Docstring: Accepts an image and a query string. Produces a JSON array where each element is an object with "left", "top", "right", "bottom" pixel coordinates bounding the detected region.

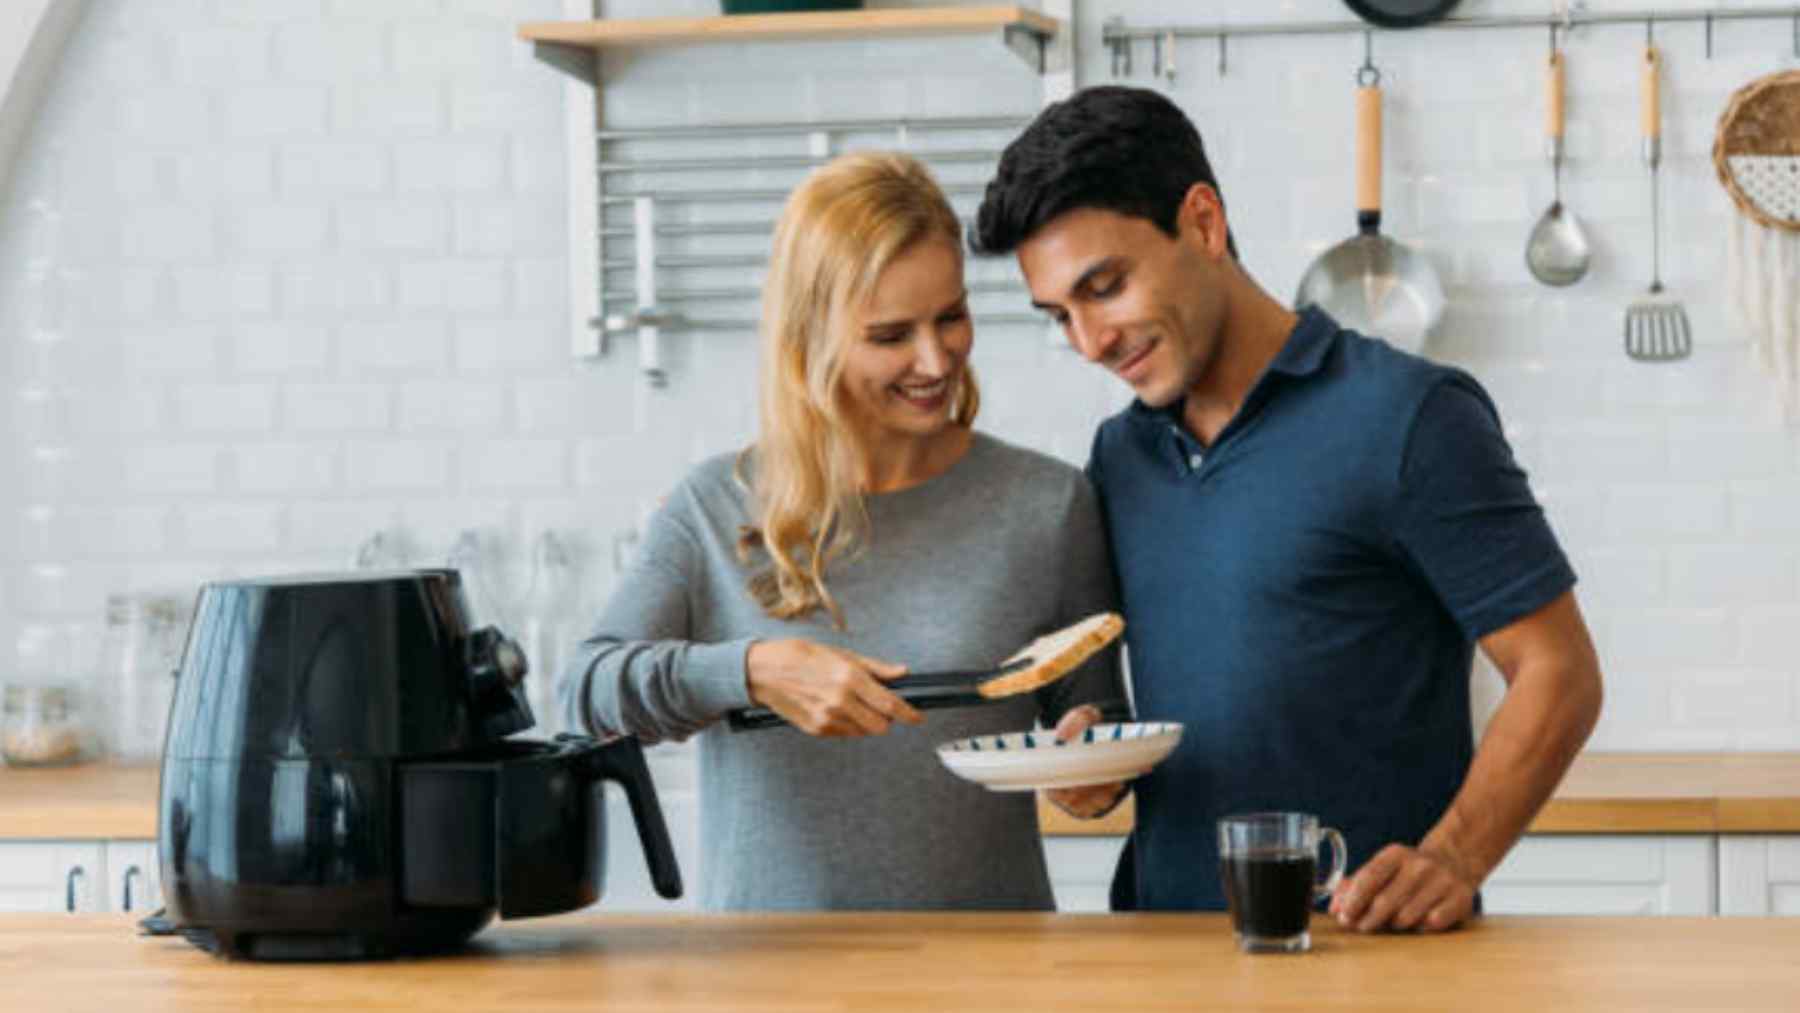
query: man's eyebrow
[{"left": 1030, "top": 257, "right": 1125, "bottom": 312}]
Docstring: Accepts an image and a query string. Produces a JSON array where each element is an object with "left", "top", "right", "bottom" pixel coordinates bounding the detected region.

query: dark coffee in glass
[{"left": 1216, "top": 813, "right": 1346, "bottom": 953}]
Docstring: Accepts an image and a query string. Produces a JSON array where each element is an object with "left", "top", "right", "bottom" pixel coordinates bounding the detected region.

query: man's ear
[{"left": 1178, "top": 183, "right": 1230, "bottom": 259}]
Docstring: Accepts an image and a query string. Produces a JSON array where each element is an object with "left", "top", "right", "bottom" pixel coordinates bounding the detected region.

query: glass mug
[{"left": 1217, "top": 812, "right": 1347, "bottom": 953}]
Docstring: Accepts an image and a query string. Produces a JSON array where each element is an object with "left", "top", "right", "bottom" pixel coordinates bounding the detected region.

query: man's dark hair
[{"left": 972, "top": 85, "right": 1237, "bottom": 260}]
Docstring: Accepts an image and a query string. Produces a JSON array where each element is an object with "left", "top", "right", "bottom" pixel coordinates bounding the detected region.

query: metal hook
[
  {"left": 1218, "top": 33, "right": 1228, "bottom": 77},
  {"left": 1152, "top": 32, "right": 1163, "bottom": 80},
  {"left": 1357, "top": 29, "right": 1380, "bottom": 87},
  {"left": 1164, "top": 29, "right": 1177, "bottom": 84},
  {"left": 1703, "top": 13, "right": 1712, "bottom": 60},
  {"left": 1793, "top": 10, "right": 1798, "bottom": 59},
  {"left": 1645, "top": 17, "right": 1654, "bottom": 45}
]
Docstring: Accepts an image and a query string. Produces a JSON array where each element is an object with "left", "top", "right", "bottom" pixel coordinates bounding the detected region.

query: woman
[{"left": 561, "top": 151, "right": 1125, "bottom": 910}]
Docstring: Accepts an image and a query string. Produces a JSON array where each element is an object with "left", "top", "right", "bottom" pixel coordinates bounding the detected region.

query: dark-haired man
[{"left": 974, "top": 86, "right": 1602, "bottom": 932}]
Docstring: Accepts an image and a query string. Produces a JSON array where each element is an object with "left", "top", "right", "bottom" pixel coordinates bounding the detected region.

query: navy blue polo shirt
[{"left": 1089, "top": 308, "right": 1576, "bottom": 912}]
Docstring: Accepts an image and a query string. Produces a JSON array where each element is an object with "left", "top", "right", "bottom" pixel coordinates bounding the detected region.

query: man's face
[{"left": 1015, "top": 196, "right": 1229, "bottom": 408}]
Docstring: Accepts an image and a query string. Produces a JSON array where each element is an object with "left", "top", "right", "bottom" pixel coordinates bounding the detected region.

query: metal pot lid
[{"left": 1342, "top": 0, "right": 1461, "bottom": 29}]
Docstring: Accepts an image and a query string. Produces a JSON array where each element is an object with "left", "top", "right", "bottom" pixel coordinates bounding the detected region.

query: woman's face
[{"left": 839, "top": 236, "right": 972, "bottom": 442}]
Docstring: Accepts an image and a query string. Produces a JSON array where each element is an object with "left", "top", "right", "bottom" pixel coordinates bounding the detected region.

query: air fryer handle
[{"left": 590, "top": 736, "right": 683, "bottom": 900}]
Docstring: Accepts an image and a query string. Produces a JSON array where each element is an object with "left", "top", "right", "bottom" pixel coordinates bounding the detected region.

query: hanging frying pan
[
  {"left": 1342, "top": 0, "right": 1461, "bottom": 29},
  {"left": 1294, "top": 63, "right": 1445, "bottom": 354}
]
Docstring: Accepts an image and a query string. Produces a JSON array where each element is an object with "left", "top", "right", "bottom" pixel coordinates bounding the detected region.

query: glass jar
[
  {"left": 100, "top": 592, "right": 192, "bottom": 763},
  {"left": 2, "top": 684, "right": 88, "bottom": 767}
]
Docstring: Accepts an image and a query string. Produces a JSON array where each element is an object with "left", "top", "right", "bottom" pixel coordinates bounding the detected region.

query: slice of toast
[{"left": 976, "top": 612, "right": 1124, "bottom": 699}]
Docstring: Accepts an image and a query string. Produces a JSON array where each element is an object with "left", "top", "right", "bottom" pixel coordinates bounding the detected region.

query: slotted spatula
[{"left": 1624, "top": 41, "right": 1692, "bottom": 363}]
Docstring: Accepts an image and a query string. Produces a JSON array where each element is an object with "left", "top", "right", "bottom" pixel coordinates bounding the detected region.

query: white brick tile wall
[
  {"left": 179, "top": 503, "right": 284, "bottom": 555},
  {"left": 400, "top": 380, "right": 508, "bottom": 432},
  {"left": 346, "top": 440, "right": 453, "bottom": 491},
  {"left": 286, "top": 383, "right": 390, "bottom": 432},
  {"left": 234, "top": 442, "right": 340, "bottom": 495},
  {"left": 175, "top": 383, "right": 278, "bottom": 434},
  {"left": 339, "top": 320, "right": 452, "bottom": 373},
  {"left": 3, "top": 0, "right": 1797, "bottom": 755},
  {"left": 235, "top": 321, "right": 333, "bottom": 374}
]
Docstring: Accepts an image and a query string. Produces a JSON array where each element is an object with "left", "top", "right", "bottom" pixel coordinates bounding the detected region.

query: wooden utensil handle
[
  {"left": 1547, "top": 50, "right": 1565, "bottom": 140},
  {"left": 1356, "top": 84, "right": 1382, "bottom": 219},
  {"left": 1641, "top": 44, "right": 1661, "bottom": 139}
]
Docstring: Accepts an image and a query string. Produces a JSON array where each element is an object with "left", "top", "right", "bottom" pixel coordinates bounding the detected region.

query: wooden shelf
[
  {"left": 519, "top": 5, "right": 1057, "bottom": 47},
  {"left": 518, "top": 6, "right": 1060, "bottom": 73}
]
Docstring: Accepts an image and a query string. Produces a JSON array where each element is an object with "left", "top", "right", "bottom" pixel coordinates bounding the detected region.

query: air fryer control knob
[{"left": 466, "top": 626, "right": 533, "bottom": 738}]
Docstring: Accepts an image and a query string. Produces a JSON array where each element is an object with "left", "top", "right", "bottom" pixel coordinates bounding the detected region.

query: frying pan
[
  {"left": 1294, "top": 64, "right": 1445, "bottom": 355},
  {"left": 1342, "top": 0, "right": 1461, "bottom": 29}
]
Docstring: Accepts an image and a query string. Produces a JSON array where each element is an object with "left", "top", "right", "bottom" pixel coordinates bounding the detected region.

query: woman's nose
[{"left": 913, "top": 331, "right": 953, "bottom": 376}]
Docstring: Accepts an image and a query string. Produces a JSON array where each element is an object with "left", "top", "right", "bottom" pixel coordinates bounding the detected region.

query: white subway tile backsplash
[
  {"left": 122, "top": 326, "right": 219, "bottom": 376},
  {"left": 285, "top": 383, "right": 390, "bottom": 432},
  {"left": 234, "top": 442, "right": 340, "bottom": 495},
  {"left": 1601, "top": 485, "right": 1730, "bottom": 540},
  {"left": 170, "top": 28, "right": 275, "bottom": 85},
  {"left": 394, "top": 140, "right": 507, "bottom": 193},
  {"left": 223, "top": 86, "right": 331, "bottom": 140},
  {"left": 400, "top": 380, "right": 508, "bottom": 432},
  {"left": 279, "top": 142, "right": 389, "bottom": 194},
  {"left": 176, "top": 383, "right": 278, "bottom": 434},
  {"left": 234, "top": 205, "right": 331, "bottom": 256},
  {"left": 273, "top": 24, "right": 390, "bottom": 81},
  {"left": 122, "top": 206, "right": 216, "bottom": 262},
  {"left": 339, "top": 320, "right": 451, "bottom": 373},
  {"left": 453, "top": 318, "right": 563, "bottom": 372},
  {"left": 126, "top": 445, "right": 220, "bottom": 496},
  {"left": 1600, "top": 608, "right": 1737, "bottom": 669},
  {"left": 454, "top": 200, "right": 562, "bottom": 258},
  {"left": 173, "top": 264, "right": 277, "bottom": 318},
  {"left": 1668, "top": 547, "right": 1798, "bottom": 607},
  {"left": 173, "top": 149, "right": 277, "bottom": 200},
  {"left": 1670, "top": 670, "right": 1793, "bottom": 729},
  {"left": 235, "top": 321, "right": 333, "bottom": 374},
  {"left": 280, "top": 262, "right": 391, "bottom": 313},
  {"left": 395, "top": 260, "right": 508, "bottom": 314},
  {"left": 331, "top": 82, "right": 446, "bottom": 137},
  {"left": 465, "top": 439, "right": 568, "bottom": 492},
  {"left": 347, "top": 440, "right": 453, "bottom": 491},
  {"left": 118, "top": 88, "right": 213, "bottom": 143},
  {"left": 1739, "top": 608, "right": 1800, "bottom": 670},
  {"left": 336, "top": 202, "right": 450, "bottom": 253},
  {"left": 180, "top": 503, "right": 284, "bottom": 554}
]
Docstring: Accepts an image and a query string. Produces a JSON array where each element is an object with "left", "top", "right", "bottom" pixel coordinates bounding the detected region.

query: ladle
[{"left": 1526, "top": 43, "right": 1592, "bottom": 287}]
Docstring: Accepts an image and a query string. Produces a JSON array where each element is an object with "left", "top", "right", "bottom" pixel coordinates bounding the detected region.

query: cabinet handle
[
  {"left": 65, "top": 865, "right": 86, "bottom": 913},
  {"left": 122, "top": 865, "right": 142, "bottom": 912}
]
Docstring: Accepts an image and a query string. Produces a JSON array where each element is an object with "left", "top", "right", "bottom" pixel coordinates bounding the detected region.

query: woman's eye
[
  {"left": 869, "top": 330, "right": 907, "bottom": 345},
  {"left": 1091, "top": 276, "right": 1122, "bottom": 298}
]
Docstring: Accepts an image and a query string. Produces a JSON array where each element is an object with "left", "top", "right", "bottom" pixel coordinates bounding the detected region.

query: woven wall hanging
[{"left": 1717, "top": 69, "right": 1800, "bottom": 418}]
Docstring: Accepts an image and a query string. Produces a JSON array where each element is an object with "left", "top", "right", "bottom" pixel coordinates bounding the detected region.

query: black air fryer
[{"left": 149, "top": 569, "right": 681, "bottom": 960}]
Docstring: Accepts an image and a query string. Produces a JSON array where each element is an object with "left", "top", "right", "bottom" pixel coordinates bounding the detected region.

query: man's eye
[{"left": 938, "top": 308, "right": 969, "bottom": 324}]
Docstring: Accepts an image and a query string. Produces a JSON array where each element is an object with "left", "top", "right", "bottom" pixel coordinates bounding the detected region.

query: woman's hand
[
  {"left": 745, "top": 639, "right": 923, "bottom": 737},
  {"left": 1044, "top": 703, "right": 1130, "bottom": 818}
]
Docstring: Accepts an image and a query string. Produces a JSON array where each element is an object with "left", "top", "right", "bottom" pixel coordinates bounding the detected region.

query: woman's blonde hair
[{"left": 737, "top": 150, "right": 979, "bottom": 627}]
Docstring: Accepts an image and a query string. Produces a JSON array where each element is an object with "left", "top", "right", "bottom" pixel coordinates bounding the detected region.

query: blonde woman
[{"left": 562, "top": 151, "right": 1125, "bottom": 911}]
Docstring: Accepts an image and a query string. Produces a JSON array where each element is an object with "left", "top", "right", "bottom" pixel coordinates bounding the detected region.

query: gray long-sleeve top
[{"left": 562, "top": 432, "right": 1125, "bottom": 910}]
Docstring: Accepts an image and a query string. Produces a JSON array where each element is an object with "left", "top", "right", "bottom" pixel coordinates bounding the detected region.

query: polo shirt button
[{"left": 1188, "top": 453, "right": 1203, "bottom": 470}]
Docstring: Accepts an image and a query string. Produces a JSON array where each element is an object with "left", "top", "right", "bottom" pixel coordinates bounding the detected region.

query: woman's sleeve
[
  {"left": 559, "top": 499, "right": 758, "bottom": 745},
  {"left": 1036, "top": 474, "right": 1131, "bottom": 726}
]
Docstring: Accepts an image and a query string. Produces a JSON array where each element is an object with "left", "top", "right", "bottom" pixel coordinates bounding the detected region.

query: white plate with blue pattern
[{"left": 935, "top": 722, "right": 1183, "bottom": 792}]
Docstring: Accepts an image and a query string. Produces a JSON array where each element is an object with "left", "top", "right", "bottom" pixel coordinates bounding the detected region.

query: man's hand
[
  {"left": 1329, "top": 843, "right": 1477, "bottom": 933},
  {"left": 745, "top": 639, "right": 922, "bottom": 737},
  {"left": 1043, "top": 703, "right": 1129, "bottom": 818}
]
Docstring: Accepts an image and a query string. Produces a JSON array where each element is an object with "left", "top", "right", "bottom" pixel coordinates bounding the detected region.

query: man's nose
[{"left": 1068, "top": 309, "right": 1119, "bottom": 363}]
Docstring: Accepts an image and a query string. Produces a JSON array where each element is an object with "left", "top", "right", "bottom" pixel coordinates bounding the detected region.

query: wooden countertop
[
  {"left": 6, "top": 753, "right": 1800, "bottom": 842},
  {"left": 1037, "top": 751, "right": 1800, "bottom": 836},
  {"left": 5, "top": 912, "right": 1800, "bottom": 1011}
]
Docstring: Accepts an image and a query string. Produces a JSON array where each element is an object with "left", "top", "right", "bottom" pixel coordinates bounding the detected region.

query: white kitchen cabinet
[
  {"left": 103, "top": 840, "right": 162, "bottom": 914},
  {"left": 1718, "top": 835, "right": 1800, "bottom": 915},
  {"left": 1483, "top": 835, "right": 1716, "bottom": 915},
  {"left": 0, "top": 841, "right": 106, "bottom": 912}
]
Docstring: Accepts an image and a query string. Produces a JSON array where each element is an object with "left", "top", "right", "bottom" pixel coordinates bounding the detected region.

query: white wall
[{"left": 1, "top": 0, "right": 1797, "bottom": 754}]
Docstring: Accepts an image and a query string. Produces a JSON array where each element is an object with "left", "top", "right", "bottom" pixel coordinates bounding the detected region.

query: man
[{"left": 974, "top": 86, "right": 1602, "bottom": 932}]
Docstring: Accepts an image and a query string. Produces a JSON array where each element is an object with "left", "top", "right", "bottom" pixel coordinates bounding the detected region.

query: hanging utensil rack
[
  {"left": 1103, "top": 4, "right": 1800, "bottom": 79},
  {"left": 587, "top": 115, "right": 1046, "bottom": 383}
]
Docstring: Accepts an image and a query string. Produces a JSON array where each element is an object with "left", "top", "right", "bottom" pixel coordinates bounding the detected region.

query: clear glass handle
[{"left": 1314, "top": 827, "right": 1347, "bottom": 903}]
